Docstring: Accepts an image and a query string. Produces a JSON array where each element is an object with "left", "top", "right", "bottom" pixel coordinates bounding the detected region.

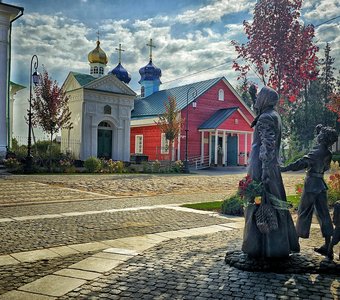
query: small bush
[
  {"left": 171, "top": 160, "right": 184, "bottom": 173},
  {"left": 152, "top": 160, "right": 161, "bottom": 173},
  {"left": 221, "top": 194, "right": 244, "bottom": 216},
  {"left": 101, "top": 159, "right": 125, "bottom": 173},
  {"left": 3, "top": 158, "right": 22, "bottom": 171},
  {"left": 142, "top": 161, "right": 152, "bottom": 173},
  {"left": 287, "top": 194, "right": 300, "bottom": 210},
  {"left": 59, "top": 158, "right": 76, "bottom": 173},
  {"left": 328, "top": 173, "right": 340, "bottom": 206},
  {"left": 84, "top": 157, "right": 102, "bottom": 173}
]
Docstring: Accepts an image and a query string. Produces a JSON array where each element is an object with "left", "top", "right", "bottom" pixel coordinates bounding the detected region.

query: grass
[
  {"left": 181, "top": 201, "right": 223, "bottom": 212},
  {"left": 181, "top": 195, "right": 301, "bottom": 213},
  {"left": 287, "top": 194, "right": 300, "bottom": 209}
]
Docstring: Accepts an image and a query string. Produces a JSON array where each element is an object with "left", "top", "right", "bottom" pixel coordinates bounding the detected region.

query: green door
[
  {"left": 227, "top": 135, "right": 238, "bottom": 166},
  {"left": 97, "top": 129, "right": 112, "bottom": 159}
]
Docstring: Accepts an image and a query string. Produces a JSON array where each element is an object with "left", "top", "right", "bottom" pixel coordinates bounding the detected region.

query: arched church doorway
[{"left": 97, "top": 121, "right": 112, "bottom": 159}]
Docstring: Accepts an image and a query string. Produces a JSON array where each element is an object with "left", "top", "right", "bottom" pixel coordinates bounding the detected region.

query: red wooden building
[{"left": 130, "top": 76, "right": 255, "bottom": 167}]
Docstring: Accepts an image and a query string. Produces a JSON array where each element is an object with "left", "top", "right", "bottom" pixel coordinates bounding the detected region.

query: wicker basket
[{"left": 255, "top": 191, "right": 278, "bottom": 234}]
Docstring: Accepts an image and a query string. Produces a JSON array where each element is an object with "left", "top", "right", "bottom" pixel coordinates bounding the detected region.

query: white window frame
[
  {"left": 135, "top": 135, "right": 143, "bottom": 154},
  {"left": 161, "top": 133, "right": 169, "bottom": 154},
  {"left": 218, "top": 89, "right": 224, "bottom": 101}
]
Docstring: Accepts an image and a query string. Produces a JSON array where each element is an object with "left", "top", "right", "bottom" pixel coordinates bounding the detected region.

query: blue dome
[
  {"left": 138, "top": 60, "right": 162, "bottom": 83},
  {"left": 109, "top": 62, "right": 131, "bottom": 84}
]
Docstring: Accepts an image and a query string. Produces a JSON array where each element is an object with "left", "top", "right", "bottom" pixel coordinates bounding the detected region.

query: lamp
[
  {"left": 184, "top": 86, "right": 197, "bottom": 173},
  {"left": 25, "top": 55, "right": 39, "bottom": 173}
]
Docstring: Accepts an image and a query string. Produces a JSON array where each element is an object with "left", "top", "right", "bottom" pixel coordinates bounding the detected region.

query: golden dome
[{"left": 88, "top": 40, "right": 108, "bottom": 65}]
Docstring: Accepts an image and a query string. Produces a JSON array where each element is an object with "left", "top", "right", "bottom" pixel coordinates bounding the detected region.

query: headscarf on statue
[{"left": 250, "top": 86, "right": 279, "bottom": 128}]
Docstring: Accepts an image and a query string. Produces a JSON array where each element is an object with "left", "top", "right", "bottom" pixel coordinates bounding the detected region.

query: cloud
[
  {"left": 12, "top": 13, "right": 92, "bottom": 86},
  {"left": 174, "top": 0, "right": 255, "bottom": 24},
  {"left": 303, "top": 0, "right": 340, "bottom": 21},
  {"left": 315, "top": 23, "right": 340, "bottom": 70}
]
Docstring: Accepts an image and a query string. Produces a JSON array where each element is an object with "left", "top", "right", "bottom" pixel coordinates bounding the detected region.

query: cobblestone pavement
[
  {"left": 0, "top": 252, "right": 96, "bottom": 295},
  {"left": 1, "top": 172, "right": 305, "bottom": 203},
  {"left": 0, "top": 208, "right": 228, "bottom": 255},
  {"left": 0, "top": 172, "right": 339, "bottom": 299},
  {"left": 60, "top": 229, "right": 339, "bottom": 300},
  {"left": 0, "top": 192, "right": 227, "bottom": 218}
]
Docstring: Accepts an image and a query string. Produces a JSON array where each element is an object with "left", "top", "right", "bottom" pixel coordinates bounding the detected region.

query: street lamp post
[
  {"left": 184, "top": 86, "right": 197, "bottom": 173},
  {"left": 25, "top": 55, "right": 39, "bottom": 173}
]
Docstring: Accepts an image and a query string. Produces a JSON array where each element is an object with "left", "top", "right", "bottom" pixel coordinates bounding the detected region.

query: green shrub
[
  {"left": 3, "top": 158, "right": 22, "bottom": 171},
  {"left": 142, "top": 161, "right": 152, "bottom": 173},
  {"left": 59, "top": 158, "right": 76, "bottom": 173},
  {"left": 101, "top": 159, "right": 125, "bottom": 173},
  {"left": 327, "top": 173, "right": 340, "bottom": 206},
  {"left": 221, "top": 194, "right": 244, "bottom": 216},
  {"left": 152, "top": 160, "right": 161, "bottom": 173},
  {"left": 171, "top": 160, "right": 184, "bottom": 173},
  {"left": 286, "top": 194, "right": 300, "bottom": 210},
  {"left": 84, "top": 157, "right": 102, "bottom": 173}
]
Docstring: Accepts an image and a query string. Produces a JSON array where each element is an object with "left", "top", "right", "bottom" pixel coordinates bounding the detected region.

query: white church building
[
  {"left": 0, "top": 2, "right": 23, "bottom": 158},
  {"left": 61, "top": 40, "right": 136, "bottom": 161}
]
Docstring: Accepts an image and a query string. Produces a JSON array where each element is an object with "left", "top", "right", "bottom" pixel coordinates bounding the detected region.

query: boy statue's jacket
[{"left": 285, "top": 144, "right": 332, "bottom": 193}]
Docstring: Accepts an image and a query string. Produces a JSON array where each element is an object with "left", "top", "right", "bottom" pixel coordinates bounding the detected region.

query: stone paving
[
  {"left": 2, "top": 172, "right": 305, "bottom": 201},
  {"left": 0, "top": 208, "right": 230, "bottom": 255},
  {"left": 59, "top": 229, "right": 340, "bottom": 300},
  {"left": 0, "top": 172, "right": 339, "bottom": 299}
]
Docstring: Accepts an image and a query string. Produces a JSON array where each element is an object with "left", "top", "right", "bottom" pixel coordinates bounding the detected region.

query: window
[
  {"left": 141, "top": 86, "right": 145, "bottom": 98},
  {"left": 104, "top": 105, "right": 111, "bottom": 115},
  {"left": 218, "top": 89, "right": 224, "bottom": 101},
  {"left": 94, "top": 66, "right": 98, "bottom": 74},
  {"left": 135, "top": 135, "right": 143, "bottom": 154},
  {"left": 98, "top": 121, "right": 111, "bottom": 128},
  {"left": 161, "top": 133, "right": 169, "bottom": 154},
  {"left": 90, "top": 67, "right": 94, "bottom": 74},
  {"left": 99, "top": 67, "right": 104, "bottom": 75}
]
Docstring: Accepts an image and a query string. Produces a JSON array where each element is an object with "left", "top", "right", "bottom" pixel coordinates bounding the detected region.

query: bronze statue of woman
[{"left": 242, "top": 86, "right": 300, "bottom": 258}]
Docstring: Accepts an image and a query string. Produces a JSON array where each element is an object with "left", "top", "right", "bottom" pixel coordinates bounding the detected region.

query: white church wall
[
  {"left": 61, "top": 89, "right": 83, "bottom": 159},
  {"left": 81, "top": 89, "right": 134, "bottom": 161}
]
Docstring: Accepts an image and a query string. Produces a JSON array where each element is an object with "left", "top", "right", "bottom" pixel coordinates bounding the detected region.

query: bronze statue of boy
[{"left": 281, "top": 125, "right": 338, "bottom": 258}]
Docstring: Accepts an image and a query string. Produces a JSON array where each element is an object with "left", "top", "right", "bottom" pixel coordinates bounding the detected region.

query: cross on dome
[
  {"left": 115, "top": 43, "right": 125, "bottom": 64},
  {"left": 146, "top": 38, "right": 156, "bottom": 61}
]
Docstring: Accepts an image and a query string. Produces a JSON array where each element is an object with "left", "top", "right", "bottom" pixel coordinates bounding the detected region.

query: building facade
[
  {"left": 61, "top": 40, "right": 135, "bottom": 161},
  {"left": 130, "top": 77, "right": 255, "bottom": 166},
  {"left": 0, "top": 2, "right": 23, "bottom": 158}
]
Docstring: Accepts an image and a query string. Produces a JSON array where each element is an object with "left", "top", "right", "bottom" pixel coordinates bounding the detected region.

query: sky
[{"left": 7, "top": 0, "right": 340, "bottom": 138}]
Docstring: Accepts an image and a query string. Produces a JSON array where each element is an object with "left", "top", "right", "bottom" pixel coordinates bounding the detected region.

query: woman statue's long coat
[{"left": 242, "top": 87, "right": 300, "bottom": 258}]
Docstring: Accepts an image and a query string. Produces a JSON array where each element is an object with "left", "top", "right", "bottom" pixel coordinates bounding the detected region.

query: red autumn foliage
[
  {"left": 232, "top": 0, "right": 318, "bottom": 101},
  {"left": 32, "top": 68, "right": 72, "bottom": 138},
  {"left": 326, "top": 93, "right": 340, "bottom": 122}
]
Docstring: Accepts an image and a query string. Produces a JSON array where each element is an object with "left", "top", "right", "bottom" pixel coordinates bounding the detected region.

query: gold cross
[
  {"left": 115, "top": 44, "right": 125, "bottom": 64},
  {"left": 96, "top": 30, "right": 100, "bottom": 41},
  {"left": 146, "top": 38, "right": 156, "bottom": 60}
]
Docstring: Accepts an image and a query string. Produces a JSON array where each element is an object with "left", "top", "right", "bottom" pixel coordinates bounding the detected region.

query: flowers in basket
[{"left": 238, "top": 174, "right": 263, "bottom": 205}]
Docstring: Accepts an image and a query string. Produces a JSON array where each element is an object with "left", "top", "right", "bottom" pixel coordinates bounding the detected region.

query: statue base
[{"left": 225, "top": 250, "right": 340, "bottom": 274}]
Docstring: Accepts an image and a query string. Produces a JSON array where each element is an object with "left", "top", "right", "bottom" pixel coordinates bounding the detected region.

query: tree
[
  {"left": 326, "top": 70, "right": 340, "bottom": 122},
  {"left": 287, "top": 44, "right": 338, "bottom": 153},
  {"left": 235, "top": 77, "right": 256, "bottom": 109},
  {"left": 288, "top": 79, "right": 326, "bottom": 150},
  {"left": 32, "top": 68, "right": 72, "bottom": 168},
  {"left": 155, "top": 96, "right": 183, "bottom": 162},
  {"left": 232, "top": 0, "right": 318, "bottom": 100},
  {"left": 320, "top": 43, "right": 338, "bottom": 128}
]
